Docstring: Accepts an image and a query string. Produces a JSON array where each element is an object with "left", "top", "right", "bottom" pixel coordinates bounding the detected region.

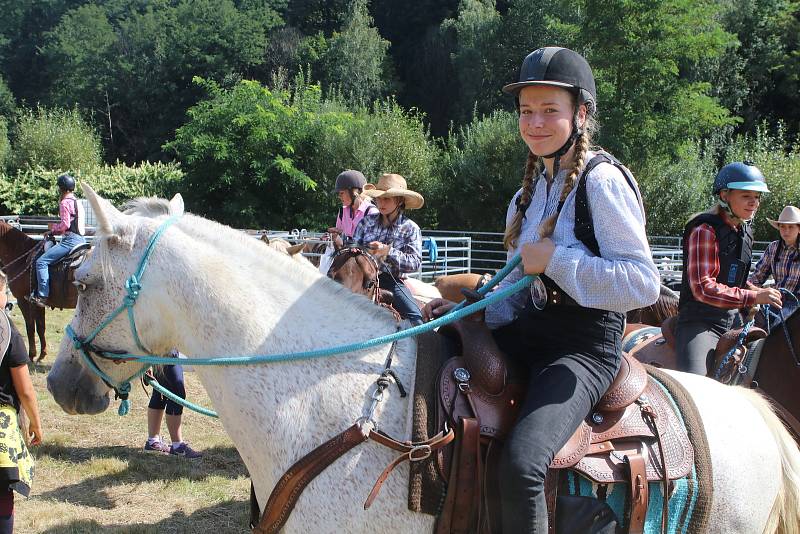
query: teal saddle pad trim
[{"left": 564, "top": 377, "right": 699, "bottom": 534}]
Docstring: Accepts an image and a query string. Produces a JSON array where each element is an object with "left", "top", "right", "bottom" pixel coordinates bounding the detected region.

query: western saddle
[
  {"left": 251, "top": 317, "right": 694, "bottom": 534},
  {"left": 433, "top": 320, "right": 692, "bottom": 534},
  {"left": 625, "top": 315, "right": 767, "bottom": 381}
]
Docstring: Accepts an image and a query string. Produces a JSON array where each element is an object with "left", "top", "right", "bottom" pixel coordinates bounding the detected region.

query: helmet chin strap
[
  {"left": 542, "top": 113, "right": 581, "bottom": 179},
  {"left": 718, "top": 196, "right": 752, "bottom": 225}
]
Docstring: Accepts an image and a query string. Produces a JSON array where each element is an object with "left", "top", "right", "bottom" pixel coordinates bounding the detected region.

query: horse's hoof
[{"left": 34, "top": 355, "right": 46, "bottom": 363}]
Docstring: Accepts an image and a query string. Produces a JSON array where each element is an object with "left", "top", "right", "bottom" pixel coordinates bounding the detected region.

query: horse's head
[
  {"left": 47, "top": 185, "right": 186, "bottom": 414},
  {"left": 326, "top": 247, "right": 380, "bottom": 302}
]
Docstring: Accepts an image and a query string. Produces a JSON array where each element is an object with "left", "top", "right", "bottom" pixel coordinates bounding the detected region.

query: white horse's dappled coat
[{"left": 48, "top": 187, "right": 800, "bottom": 534}]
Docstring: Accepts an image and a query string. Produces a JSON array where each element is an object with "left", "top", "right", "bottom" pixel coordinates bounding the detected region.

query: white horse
[{"left": 48, "top": 186, "right": 800, "bottom": 534}]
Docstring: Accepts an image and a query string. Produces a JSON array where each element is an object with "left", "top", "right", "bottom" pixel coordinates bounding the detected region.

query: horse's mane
[
  {"left": 0, "top": 220, "right": 36, "bottom": 248},
  {"left": 93, "top": 200, "right": 397, "bottom": 327},
  {"left": 123, "top": 197, "right": 171, "bottom": 217}
]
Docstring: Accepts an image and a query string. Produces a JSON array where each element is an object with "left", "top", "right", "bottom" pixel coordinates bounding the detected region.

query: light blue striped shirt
[{"left": 485, "top": 151, "right": 660, "bottom": 328}]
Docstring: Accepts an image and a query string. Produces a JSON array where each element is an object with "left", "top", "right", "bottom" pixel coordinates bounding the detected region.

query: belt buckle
[{"left": 530, "top": 277, "right": 547, "bottom": 311}]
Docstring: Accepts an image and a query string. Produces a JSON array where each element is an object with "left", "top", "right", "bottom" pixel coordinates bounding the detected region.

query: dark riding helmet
[
  {"left": 333, "top": 170, "right": 367, "bottom": 193},
  {"left": 502, "top": 47, "right": 597, "bottom": 115},
  {"left": 713, "top": 162, "right": 770, "bottom": 195},
  {"left": 57, "top": 173, "right": 76, "bottom": 192}
]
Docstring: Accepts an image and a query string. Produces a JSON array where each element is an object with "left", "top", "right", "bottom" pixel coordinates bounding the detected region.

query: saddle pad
[
  {"left": 408, "top": 330, "right": 451, "bottom": 515},
  {"left": 560, "top": 369, "right": 712, "bottom": 533}
]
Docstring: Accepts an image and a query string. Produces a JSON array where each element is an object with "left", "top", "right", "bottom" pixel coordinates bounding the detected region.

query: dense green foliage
[
  {"left": 166, "top": 77, "right": 438, "bottom": 230},
  {"left": 0, "top": 162, "right": 183, "bottom": 214},
  {"left": 638, "top": 124, "right": 800, "bottom": 241},
  {"left": 9, "top": 107, "right": 102, "bottom": 172},
  {"left": 0, "top": 0, "right": 798, "bottom": 235},
  {"left": 0, "top": 117, "right": 8, "bottom": 170}
]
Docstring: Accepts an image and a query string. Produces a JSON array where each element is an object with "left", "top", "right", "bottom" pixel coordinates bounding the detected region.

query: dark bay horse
[
  {"left": 435, "top": 272, "right": 679, "bottom": 327},
  {"left": 624, "top": 306, "right": 800, "bottom": 442},
  {"left": 0, "top": 220, "right": 79, "bottom": 361}
]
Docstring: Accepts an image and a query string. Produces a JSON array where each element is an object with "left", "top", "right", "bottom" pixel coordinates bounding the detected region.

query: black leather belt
[{"left": 541, "top": 276, "right": 580, "bottom": 307}]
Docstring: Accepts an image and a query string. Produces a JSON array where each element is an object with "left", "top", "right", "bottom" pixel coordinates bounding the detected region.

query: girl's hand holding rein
[{"left": 521, "top": 238, "right": 555, "bottom": 275}]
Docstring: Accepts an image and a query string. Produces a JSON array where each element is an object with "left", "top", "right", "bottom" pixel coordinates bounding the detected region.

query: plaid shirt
[
  {"left": 685, "top": 222, "right": 756, "bottom": 308},
  {"left": 352, "top": 212, "right": 421, "bottom": 278},
  {"left": 749, "top": 239, "right": 800, "bottom": 295}
]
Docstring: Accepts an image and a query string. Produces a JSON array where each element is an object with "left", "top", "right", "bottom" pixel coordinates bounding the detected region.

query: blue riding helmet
[{"left": 713, "top": 162, "right": 770, "bottom": 195}]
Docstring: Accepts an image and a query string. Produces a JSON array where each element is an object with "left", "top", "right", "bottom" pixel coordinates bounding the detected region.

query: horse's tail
[{"left": 738, "top": 388, "right": 800, "bottom": 534}]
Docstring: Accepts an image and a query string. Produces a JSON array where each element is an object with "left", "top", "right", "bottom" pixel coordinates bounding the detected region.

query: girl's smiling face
[
  {"left": 518, "top": 85, "right": 584, "bottom": 157},
  {"left": 721, "top": 189, "right": 762, "bottom": 221}
]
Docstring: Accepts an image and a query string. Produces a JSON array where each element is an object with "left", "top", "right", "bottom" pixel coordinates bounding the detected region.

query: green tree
[
  {"left": 0, "top": 117, "right": 9, "bottom": 170},
  {"left": 0, "top": 75, "right": 14, "bottom": 118},
  {"left": 40, "top": 0, "right": 282, "bottom": 162},
  {"left": 166, "top": 77, "right": 442, "bottom": 230},
  {"left": 165, "top": 78, "right": 337, "bottom": 228},
  {"left": 319, "top": 0, "right": 392, "bottom": 105},
  {"left": 10, "top": 106, "right": 102, "bottom": 172},
  {"left": 436, "top": 110, "right": 527, "bottom": 231},
  {"left": 579, "top": 0, "right": 737, "bottom": 166},
  {"left": 439, "top": 0, "right": 502, "bottom": 124}
]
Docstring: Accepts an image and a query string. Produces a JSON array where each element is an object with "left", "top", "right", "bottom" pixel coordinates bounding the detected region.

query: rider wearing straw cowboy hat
[
  {"left": 352, "top": 173, "right": 424, "bottom": 325},
  {"left": 749, "top": 205, "right": 800, "bottom": 328}
]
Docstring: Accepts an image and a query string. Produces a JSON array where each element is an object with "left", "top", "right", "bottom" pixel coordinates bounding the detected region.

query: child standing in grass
[{"left": 0, "top": 270, "right": 42, "bottom": 533}]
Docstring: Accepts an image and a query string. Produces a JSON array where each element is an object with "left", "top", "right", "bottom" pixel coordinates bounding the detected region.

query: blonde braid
[
  {"left": 538, "top": 129, "right": 590, "bottom": 239},
  {"left": 504, "top": 151, "right": 541, "bottom": 250}
]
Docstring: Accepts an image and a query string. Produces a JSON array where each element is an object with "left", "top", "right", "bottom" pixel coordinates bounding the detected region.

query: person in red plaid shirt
[
  {"left": 749, "top": 205, "right": 800, "bottom": 329},
  {"left": 675, "top": 162, "right": 782, "bottom": 374}
]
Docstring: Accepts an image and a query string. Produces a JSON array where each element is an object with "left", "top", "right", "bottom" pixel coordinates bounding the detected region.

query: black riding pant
[
  {"left": 378, "top": 271, "right": 423, "bottom": 325},
  {"left": 675, "top": 301, "right": 741, "bottom": 375},
  {"left": 492, "top": 304, "right": 623, "bottom": 534}
]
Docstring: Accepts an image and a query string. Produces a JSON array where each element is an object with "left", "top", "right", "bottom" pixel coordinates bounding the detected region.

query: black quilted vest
[{"left": 678, "top": 213, "right": 753, "bottom": 309}]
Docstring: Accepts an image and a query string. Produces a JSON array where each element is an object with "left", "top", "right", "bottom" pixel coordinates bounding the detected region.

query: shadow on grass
[
  {"left": 38, "top": 499, "right": 250, "bottom": 533},
  {"left": 36, "top": 444, "right": 248, "bottom": 510}
]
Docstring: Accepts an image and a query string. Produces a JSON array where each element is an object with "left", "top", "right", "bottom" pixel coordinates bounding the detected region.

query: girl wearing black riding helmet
[
  {"left": 675, "top": 163, "right": 781, "bottom": 374},
  {"left": 423, "top": 47, "right": 659, "bottom": 533},
  {"left": 327, "top": 170, "right": 378, "bottom": 245},
  {"left": 30, "top": 173, "right": 86, "bottom": 308}
]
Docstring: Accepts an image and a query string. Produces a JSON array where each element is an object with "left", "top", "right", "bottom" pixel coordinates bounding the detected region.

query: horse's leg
[
  {"left": 671, "top": 371, "right": 795, "bottom": 533},
  {"left": 34, "top": 307, "right": 47, "bottom": 362},
  {"left": 18, "top": 301, "right": 37, "bottom": 360}
]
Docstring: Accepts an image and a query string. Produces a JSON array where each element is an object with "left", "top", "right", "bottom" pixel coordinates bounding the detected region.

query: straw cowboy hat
[
  {"left": 768, "top": 205, "right": 800, "bottom": 229},
  {"left": 362, "top": 173, "right": 425, "bottom": 210}
]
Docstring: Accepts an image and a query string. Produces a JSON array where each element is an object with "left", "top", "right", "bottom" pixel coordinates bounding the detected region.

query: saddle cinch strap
[{"left": 434, "top": 320, "right": 693, "bottom": 534}]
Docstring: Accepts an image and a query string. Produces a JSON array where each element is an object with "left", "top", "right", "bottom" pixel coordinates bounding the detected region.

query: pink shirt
[
  {"left": 51, "top": 193, "right": 82, "bottom": 235},
  {"left": 336, "top": 199, "right": 376, "bottom": 238}
]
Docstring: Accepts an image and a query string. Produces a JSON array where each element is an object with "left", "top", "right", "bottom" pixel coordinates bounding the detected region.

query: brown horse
[
  {"left": 435, "top": 272, "right": 678, "bottom": 327},
  {"left": 0, "top": 220, "right": 80, "bottom": 361},
  {"left": 326, "top": 246, "right": 382, "bottom": 303},
  {"left": 625, "top": 283, "right": 679, "bottom": 326},
  {"left": 624, "top": 306, "right": 800, "bottom": 442}
]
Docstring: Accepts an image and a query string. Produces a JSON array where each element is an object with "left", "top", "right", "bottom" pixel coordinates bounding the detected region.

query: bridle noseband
[{"left": 65, "top": 214, "right": 182, "bottom": 414}]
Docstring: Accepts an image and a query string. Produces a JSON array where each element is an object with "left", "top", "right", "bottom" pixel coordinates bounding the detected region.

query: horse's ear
[
  {"left": 286, "top": 242, "right": 305, "bottom": 256},
  {"left": 81, "top": 182, "right": 123, "bottom": 236},
  {"left": 168, "top": 194, "right": 184, "bottom": 217}
]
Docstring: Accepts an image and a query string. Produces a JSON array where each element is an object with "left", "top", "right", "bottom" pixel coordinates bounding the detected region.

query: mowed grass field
[{"left": 9, "top": 307, "right": 251, "bottom": 533}]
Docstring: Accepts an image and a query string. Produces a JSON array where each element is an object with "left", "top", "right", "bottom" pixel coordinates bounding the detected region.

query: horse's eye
[{"left": 73, "top": 281, "right": 88, "bottom": 293}]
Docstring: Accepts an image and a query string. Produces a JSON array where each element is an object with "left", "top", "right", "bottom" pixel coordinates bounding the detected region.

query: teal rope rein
[
  {"left": 67, "top": 213, "right": 534, "bottom": 416},
  {"left": 144, "top": 375, "right": 219, "bottom": 418}
]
